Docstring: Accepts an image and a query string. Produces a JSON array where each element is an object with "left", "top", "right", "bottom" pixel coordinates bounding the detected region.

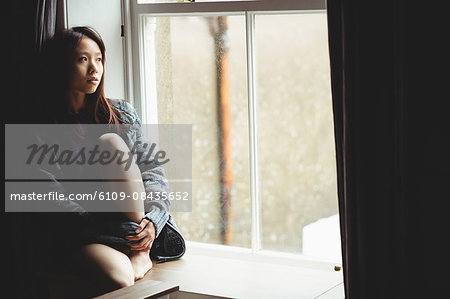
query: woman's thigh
[{"left": 75, "top": 243, "right": 135, "bottom": 292}]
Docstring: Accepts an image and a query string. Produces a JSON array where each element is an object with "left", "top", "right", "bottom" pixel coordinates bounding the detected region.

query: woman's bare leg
[
  {"left": 97, "top": 133, "right": 146, "bottom": 223},
  {"left": 75, "top": 243, "right": 134, "bottom": 296},
  {"left": 96, "top": 133, "right": 152, "bottom": 280}
]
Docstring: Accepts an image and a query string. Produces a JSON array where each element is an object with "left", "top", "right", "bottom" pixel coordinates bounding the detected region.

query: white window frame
[{"left": 123, "top": 0, "right": 336, "bottom": 266}]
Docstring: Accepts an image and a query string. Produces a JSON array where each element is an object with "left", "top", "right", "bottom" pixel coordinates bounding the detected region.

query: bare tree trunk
[{"left": 210, "top": 16, "right": 232, "bottom": 245}]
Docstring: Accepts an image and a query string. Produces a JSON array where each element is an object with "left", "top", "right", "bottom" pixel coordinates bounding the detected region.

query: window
[{"left": 126, "top": 0, "right": 340, "bottom": 263}]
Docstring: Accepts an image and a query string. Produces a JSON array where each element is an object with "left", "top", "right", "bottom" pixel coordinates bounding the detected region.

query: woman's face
[{"left": 68, "top": 37, "right": 104, "bottom": 95}]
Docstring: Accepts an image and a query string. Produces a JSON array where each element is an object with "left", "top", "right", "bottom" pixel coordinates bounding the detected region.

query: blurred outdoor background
[{"left": 144, "top": 12, "right": 340, "bottom": 262}]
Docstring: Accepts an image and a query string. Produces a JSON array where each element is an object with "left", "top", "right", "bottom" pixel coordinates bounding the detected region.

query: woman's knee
[{"left": 98, "top": 132, "right": 128, "bottom": 152}]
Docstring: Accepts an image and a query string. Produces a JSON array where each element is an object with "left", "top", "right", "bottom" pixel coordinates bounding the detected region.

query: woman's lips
[{"left": 87, "top": 78, "right": 99, "bottom": 84}]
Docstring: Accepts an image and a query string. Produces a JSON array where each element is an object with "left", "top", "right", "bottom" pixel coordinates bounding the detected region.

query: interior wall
[{"left": 66, "top": 0, "right": 125, "bottom": 100}]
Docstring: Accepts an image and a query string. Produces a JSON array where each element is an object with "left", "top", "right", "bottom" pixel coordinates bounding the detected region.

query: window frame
[{"left": 123, "top": 0, "right": 334, "bottom": 264}]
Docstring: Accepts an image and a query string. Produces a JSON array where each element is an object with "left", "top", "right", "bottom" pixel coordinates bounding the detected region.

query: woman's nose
[{"left": 89, "top": 61, "right": 98, "bottom": 74}]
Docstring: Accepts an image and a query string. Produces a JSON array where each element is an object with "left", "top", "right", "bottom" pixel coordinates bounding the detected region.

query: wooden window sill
[{"left": 131, "top": 243, "right": 344, "bottom": 298}]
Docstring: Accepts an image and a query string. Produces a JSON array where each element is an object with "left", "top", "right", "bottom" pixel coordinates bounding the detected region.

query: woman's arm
[
  {"left": 111, "top": 99, "right": 171, "bottom": 238},
  {"left": 135, "top": 122, "right": 170, "bottom": 238}
]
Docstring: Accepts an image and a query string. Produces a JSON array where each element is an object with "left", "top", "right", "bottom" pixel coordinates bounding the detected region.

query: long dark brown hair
[{"left": 38, "top": 26, "right": 123, "bottom": 124}]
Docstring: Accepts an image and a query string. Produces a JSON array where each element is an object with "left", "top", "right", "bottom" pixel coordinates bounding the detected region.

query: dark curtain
[
  {"left": 4, "top": 0, "right": 59, "bottom": 124},
  {"left": 327, "top": 1, "right": 450, "bottom": 298},
  {"left": 4, "top": 1, "right": 59, "bottom": 298},
  {"left": 35, "top": 0, "right": 58, "bottom": 54}
]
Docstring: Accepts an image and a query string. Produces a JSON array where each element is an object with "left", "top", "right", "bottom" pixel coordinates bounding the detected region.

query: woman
[{"left": 35, "top": 26, "right": 185, "bottom": 296}]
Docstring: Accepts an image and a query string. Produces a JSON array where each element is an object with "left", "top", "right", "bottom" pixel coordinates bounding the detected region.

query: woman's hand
[{"left": 126, "top": 218, "right": 156, "bottom": 252}]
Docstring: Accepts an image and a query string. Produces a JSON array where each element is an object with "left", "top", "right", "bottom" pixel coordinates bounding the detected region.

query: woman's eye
[
  {"left": 96, "top": 57, "right": 102, "bottom": 62},
  {"left": 79, "top": 57, "right": 87, "bottom": 62}
]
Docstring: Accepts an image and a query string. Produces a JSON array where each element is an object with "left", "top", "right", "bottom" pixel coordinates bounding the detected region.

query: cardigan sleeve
[{"left": 116, "top": 100, "right": 171, "bottom": 238}]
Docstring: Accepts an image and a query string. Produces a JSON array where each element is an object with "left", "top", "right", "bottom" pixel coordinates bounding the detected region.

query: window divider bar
[
  {"left": 135, "top": 0, "right": 326, "bottom": 14},
  {"left": 130, "top": 0, "right": 145, "bottom": 119},
  {"left": 121, "top": 0, "right": 134, "bottom": 105},
  {"left": 137, "top": 15, "right": 148, "bottom": 123},
  {"left": 246, "top": 11, "right": 261, "bottom": 253}
]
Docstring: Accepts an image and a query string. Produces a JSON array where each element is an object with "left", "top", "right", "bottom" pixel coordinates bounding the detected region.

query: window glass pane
[
  {"left": 138, "top": 0, "right": 178, "bottom": 3},
  {"left": 255, "top": 13, "right": 340, "bottom": 262},
  {"left": 143, "top": 15, "right": 251, "bottom": 247},
  {"left": 138, "top": 0, "right": 249, "bottom": 3}
]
